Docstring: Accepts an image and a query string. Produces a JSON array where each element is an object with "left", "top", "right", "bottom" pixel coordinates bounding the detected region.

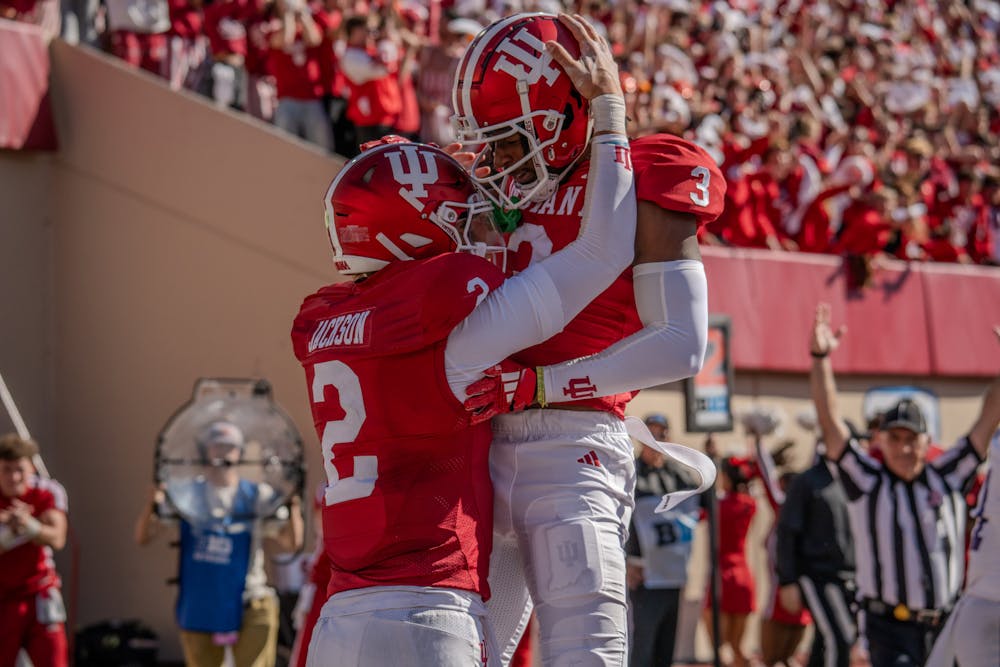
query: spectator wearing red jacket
[
  {"left": 383, "top": 4, "right": 422, "bottom": 140},
  {"left": 834, "top": 188, "right": 894, "bottom": 258},
  {"left": 268, "top": 0, "right": 335, "bottom": 151},
  {"left": 166, "top": 0, "right": 210, "bottom": 93},
  {"left": 244, "top": 0, "right": 279, "bottom": 122},
  {"left": 104, "top": 0, "right": 171, "bottom": 78},
  {"left": 339, "top": 15, "right": 402, "bottom": 150},
  {"left": 416, "top": 18, "right": 477, "bottom": 146},
  {"left": 950, "top": 167, "right": 995, "bottom": 264},
  {"left": 203, "top": 0, "right": 255, "bottom": 109},
  {"left": 984, "top": 173, "right": 1000, "bottom": 265},
  {"left": 796, "top": 182, "right": 855, "bottom": 254}
]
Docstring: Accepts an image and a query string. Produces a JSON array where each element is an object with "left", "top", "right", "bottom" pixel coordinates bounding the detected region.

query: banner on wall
[{"left": 685, "top": 315, "right": 735, "bottom": 433}]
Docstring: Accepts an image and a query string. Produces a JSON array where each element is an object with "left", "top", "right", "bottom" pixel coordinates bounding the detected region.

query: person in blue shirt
[{"left": 136, "top": 421, "right": 303, "bottom": 667}]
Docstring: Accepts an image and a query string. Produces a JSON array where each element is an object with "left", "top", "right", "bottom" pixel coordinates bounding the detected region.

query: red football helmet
[
  {"left": 325, "top": 142, "right": 506, "bottom": 275},
  {"left": 452, "top": 13, "right": 592, "bottom": 209}
]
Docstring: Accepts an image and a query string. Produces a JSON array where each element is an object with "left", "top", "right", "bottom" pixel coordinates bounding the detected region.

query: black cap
[
  {"left": 882, "top": 399, "right": 927, "bottom": 434},
  {"left": 644, "top": 413, "right": 669, "bottom": 428}
]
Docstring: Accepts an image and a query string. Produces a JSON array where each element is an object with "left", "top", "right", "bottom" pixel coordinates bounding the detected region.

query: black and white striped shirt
[{"left": 835, "top": 437, "right": 983, "bottom": 611}]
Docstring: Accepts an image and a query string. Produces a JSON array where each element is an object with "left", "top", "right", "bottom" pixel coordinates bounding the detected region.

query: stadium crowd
[
  {"left": 3, "top": 0, "right": 999, "bottom": 269},
  {"left": 3, "top": 3, "right": 1000, "bottom": 665}
]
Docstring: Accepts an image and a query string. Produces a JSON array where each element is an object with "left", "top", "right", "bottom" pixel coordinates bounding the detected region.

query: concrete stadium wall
[
  {"left": 1, "top": 40, "right": 345, "bottom": 661},
  {"left": 1, "top": 40, "right": 995, "bottom": 664},
  {"left": 0, "top": 152, "right": 54, "bottom": 446}
]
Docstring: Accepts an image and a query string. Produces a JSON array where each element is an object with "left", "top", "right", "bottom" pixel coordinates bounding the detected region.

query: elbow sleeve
[
  {"left": 632, "top": 260, "right": 709, "bottom": 377},
  {"left": 541, "top": 260, "right": 708, "bottom": 400}
]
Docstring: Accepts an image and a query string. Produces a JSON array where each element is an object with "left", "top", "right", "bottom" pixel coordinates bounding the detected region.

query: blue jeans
[{"left": 274, "top": 98, "right": 334, "bottom": 152}]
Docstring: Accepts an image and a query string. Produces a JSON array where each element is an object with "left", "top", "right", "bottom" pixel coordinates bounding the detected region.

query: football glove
[{"left": 464, "top": 361, "right": 546, "bottom": 424}]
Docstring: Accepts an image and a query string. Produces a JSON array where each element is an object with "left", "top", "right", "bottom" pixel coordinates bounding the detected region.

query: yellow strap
[{"left": 535, "top": 367, "right": 548, "bottom": 408}]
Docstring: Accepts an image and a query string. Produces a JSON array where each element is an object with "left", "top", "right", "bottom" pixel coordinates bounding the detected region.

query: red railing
[{"left": 702, "top": 246, "right": 1000, "bottom": 377}]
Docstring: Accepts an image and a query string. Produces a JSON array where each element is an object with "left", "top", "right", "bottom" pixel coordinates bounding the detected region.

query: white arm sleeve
[
  {"left": 541, "top": 259, "right": 708, "bottom": 400},
  {"left": 445, "top": 99, "right": 636, "bottom": 398}
]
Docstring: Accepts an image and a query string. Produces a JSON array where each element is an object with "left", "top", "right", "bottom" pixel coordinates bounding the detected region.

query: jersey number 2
[{"left": 311, "top": 360, "right": 376, "bottom": 506}]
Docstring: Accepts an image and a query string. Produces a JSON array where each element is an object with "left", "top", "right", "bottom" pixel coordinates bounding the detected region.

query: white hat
[
  {"left": 447, "top": 18, "right": 483, "bottom": 37},
  {"left": 197, "top": 421, "right": 245, "bottom": 448}
]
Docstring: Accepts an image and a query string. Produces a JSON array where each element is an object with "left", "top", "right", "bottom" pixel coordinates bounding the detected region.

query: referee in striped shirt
[{"left": 809, "top": 303, "right": 1000, "bottom": 667}]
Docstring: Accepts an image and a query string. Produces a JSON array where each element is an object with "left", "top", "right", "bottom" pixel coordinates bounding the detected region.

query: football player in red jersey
[
  {"left": 0, "top": 434, "right": 69, "bottom": 667},
  {"left": 291, "top": 19, "right": 636, "bottom": 665},
  {"left": 450, "top": 12, "right": 727, "bottom": 665}
]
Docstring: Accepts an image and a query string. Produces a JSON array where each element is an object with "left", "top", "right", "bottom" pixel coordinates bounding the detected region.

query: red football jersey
[
  {"left": 508, "top": 134, "right": 725, "bottom": 416},
  {"left": 0, "top": 477, "right": 67, "bottom": 599},
  {"left": 203, "top": 0, "right": 251, "bottom": 58},
  {"left": 268, "top": 9, "right": 335, "bottom": 100},
  {"left": 291, "top": 253, "right": 505, "bottom": 599}
]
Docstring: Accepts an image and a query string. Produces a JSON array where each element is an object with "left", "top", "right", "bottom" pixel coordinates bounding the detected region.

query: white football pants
[
  {"left": 926, "top": 593, "right": 1000, "bottom": 667},
  {"left": 487, "top": 409, "right": 637, "bottom": 666},
  {"left": 306, "top": 586, "right": 491, "bottom": 666}
]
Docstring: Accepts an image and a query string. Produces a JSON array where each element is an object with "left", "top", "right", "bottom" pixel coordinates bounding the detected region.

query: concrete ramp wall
[{"left": 3, "top": 39, "right": 345, "bottom": 660}]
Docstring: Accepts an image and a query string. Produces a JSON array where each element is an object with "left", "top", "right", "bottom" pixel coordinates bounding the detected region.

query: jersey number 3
[
  {"left": 311, "top": 360, "right": 376, "bottom": 506},
  {"left": 689, "top": 166, "right": 711, "bottom": 207}
]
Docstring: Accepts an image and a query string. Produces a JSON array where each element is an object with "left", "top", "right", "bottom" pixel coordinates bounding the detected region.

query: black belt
[{"left": 863, "top": 598, "right": 949, "bottom": 627}]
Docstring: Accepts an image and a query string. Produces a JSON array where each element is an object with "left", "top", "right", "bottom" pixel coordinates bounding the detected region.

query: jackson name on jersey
[{"left": 291, "top": 252, "right": 505, "bottom": 599}]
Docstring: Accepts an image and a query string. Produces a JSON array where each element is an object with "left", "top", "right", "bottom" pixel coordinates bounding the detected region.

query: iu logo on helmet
[
  {"left": 386, "top": 145, "right": 439, "bottom": 212},
  {"left": 493, "top": 28, "right": 561, "bottom": 86}
]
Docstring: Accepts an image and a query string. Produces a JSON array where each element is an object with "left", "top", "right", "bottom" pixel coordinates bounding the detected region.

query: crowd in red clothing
[{"left": 3, "top": 0, "right": 999, "bottom": 269}]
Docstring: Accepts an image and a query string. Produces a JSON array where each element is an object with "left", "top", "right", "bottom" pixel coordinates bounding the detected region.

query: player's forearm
[
  {"left": 444, "top": 96, "right": 635, "bottom": 394},
  {"left": 525, "top": 95, "right": 637, "bottom": 323},
  {"left": 540, "top": 259, "right": 707, "bottom": 400}
]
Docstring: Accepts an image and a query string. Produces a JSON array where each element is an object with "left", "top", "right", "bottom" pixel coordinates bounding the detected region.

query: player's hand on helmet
[
  {"left": 443, "top": 142, "right": 492, "bottom": 179},
  {"left": 810, "top": 302, "right": 846, "bottom": 358},
  {"left": 359, "top": 134, "right": 412, "bottom": 152},
  {"left": 464, "top": 361, "right": 542, "bottom": 424},
  {"left": 546, "top": 13, "right": 622, "bottom": 100}
]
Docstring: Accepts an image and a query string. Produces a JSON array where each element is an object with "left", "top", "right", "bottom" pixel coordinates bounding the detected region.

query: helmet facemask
[
  {"left": 450, "top": 13, "right": 594, "bottom": 211},
  {"left": 455, "top": 113, "right": 579, "bottom": 211},
  {"left": 325, "top": 143, "right": 508, "bottom": 276},
  {"left": 431, "top": 192, "right": 508, "bottom": 273}
]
